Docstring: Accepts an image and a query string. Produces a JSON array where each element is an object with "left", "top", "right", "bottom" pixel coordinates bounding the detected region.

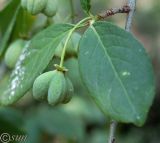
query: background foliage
[{"left": 0, "top": 0, "right": 160, "bottom": 142}]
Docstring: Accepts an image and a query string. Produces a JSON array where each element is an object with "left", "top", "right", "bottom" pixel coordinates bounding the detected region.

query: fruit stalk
[{"left": 59, "top": 17, "right": 91, "bottom": 67}]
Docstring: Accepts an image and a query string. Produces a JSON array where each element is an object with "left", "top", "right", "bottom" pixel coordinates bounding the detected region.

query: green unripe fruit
[
  {"left": 33, "top": 71, "right": 55, "bottom": 100},
  {"left": 43, "top": 0, "right": 57, "bottom": 17},
  {"left": 64, "top": 58, "right": 83, "bottom": 90},
  {"left": 62, "top": 77, "right": 74, "bottom": 104},
  {"left": 67, "top": 32, "right": 81, "bottom": 56},
  {"left": 54, "top": 41, "right": 64, "bottom": 58},
  {"left": 21, "top": 0, "right": 27, "bottom": 9},
  {"left": 4, "top": 39, "right": 26, "bottom": 68},
  {"left": 21, "top": 0, "right": 47, "bottom": 15},
  {"left": 48, "top": 71, "right": 66, "bottom": 105},
  {"left": 28, "top": 0, "right": 47, "bottom": 15},
  {"left": 55, "top": 32, "right": 81, "bottom": 58},
  {"left": 53, "top": 0, "right": 72, "bottom": 23}
]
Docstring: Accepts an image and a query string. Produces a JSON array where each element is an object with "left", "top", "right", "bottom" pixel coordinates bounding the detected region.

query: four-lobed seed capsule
[
  {"left": 33, "top": 70, "right": 74, "bottom": 105},
  {"left": 21, "top": 0, "right": 57, "bottom": 17}
]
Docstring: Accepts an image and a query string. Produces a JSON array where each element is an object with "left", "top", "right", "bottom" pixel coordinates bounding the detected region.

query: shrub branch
[
  {"left": 125, "top": 0, "right": 136, "bottom": 31},
  {"left": 108, "top": 120, "right": 117, "bottom": 143},
  {"left": 97, "top": 5, "right": 130, "bottom": 20}
]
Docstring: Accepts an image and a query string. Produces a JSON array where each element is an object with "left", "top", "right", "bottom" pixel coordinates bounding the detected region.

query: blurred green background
[{"left": 0, "top": 0, "right": 160, "bottom": 143}]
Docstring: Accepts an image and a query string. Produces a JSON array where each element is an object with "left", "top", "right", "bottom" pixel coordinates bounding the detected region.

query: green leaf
[
  {"left": 0, "top": 24, "right": 73, "bottom": 105},
  {"left": 80, "top": 0, "right": 91, "bottom": 15},
  {"left": 78, "top": 21, "right": 155, "bottom": 126},
  {"left": 0, "top": 107, "right": 24, "bottom": 134},
  {"left": 0, "top": 0, "right": 20, "bottom": 34},
  {"left": 37, "top": 107, "right": 85, "bottom": 141},
  {"left": 11, "top": 7, "right": 35, "bottom": 40},
  {"left": 0, "top": 0, "right": 20, "bottom": 57},
  {"left": 25, "top": 119, "right": 41, "bottom": 143},
  {"left": 24, "top": 106, "right": 85, "bottom": 143},
  {"left": 62, "top": 96, "right": 105, "bottom": 124}
]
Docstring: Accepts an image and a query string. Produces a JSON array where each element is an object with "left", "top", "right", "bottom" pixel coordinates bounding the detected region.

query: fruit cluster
[
  {"left": 21, "top": 0, "right": 57, "bottom": 17},
  {"left": 55, "top": 32, "right": 81, "bottom": 58},
  {"left": 33, "top": 70, "right": 74, "bottom": 105}
]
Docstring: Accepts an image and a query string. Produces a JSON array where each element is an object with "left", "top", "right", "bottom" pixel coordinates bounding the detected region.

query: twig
[
  {"left": 108, "top": 120, "right": 117, "bottom": 143},
  {"left": 97, "top": 5, "right": 130, "bottom": 20},
  {"left": 125, "top": 0, "right": 136, "bottom": 31}
]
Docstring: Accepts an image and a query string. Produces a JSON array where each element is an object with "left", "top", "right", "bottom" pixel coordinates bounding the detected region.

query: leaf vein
[{"left": 90, "top": 25, "right": 139, "bottom": 119}]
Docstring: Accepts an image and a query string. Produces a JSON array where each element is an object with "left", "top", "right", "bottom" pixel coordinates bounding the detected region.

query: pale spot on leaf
[
  {"left": 121, "top": 71, "right": 131, "bottom": 76},
  {"left": 8, "top": 41, "right": 31, "bottom": 97}
]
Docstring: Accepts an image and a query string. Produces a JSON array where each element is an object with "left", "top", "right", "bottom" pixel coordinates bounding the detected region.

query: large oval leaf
[
  {"left": 78, "top": 21, "right": 155, "bottom": 126},
  {"left": 0, "top": 24, "right": 73, "bottom": 105}
]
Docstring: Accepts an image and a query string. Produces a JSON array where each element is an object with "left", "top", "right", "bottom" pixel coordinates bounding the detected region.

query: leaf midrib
[{"left": 90, "top": 25, "right": 139, "bottom": 119}]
